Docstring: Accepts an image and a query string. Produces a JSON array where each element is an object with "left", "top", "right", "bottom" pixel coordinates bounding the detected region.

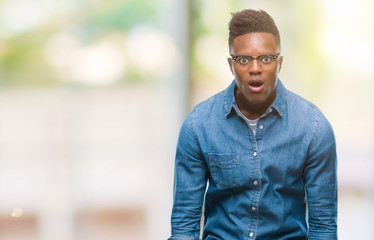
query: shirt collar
[
  {"left": 224, "top": 79, "right": 287, "bottom": 117},
  {"left": 271, "top": 80, "right": 286, "bottom": 117}
]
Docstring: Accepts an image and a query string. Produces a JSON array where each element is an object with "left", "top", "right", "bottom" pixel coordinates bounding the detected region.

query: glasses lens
[
  {"left": 234, "top": 55, "right": 278, "bottom": 70},
  {"left": 259, "top": 55, "right": 273, "bottom": 64}
]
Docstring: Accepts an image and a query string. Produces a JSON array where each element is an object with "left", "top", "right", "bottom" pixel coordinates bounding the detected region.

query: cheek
[
  {"left": 266, "top": 69, "right": 279, "bottom": 79},
  {"left": 231, "top": 69, "right": 241, "bottom": 81},
  {"left": 263, "top": 71, "right": 278, "bottom": 89},
  {"left": 233, "top": 68, "right": 246, "bottom": 78}
]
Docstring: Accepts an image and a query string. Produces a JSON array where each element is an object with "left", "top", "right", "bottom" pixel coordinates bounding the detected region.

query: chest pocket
[{"left": 208, "top": 153, "right": 240, "bottom": 189}]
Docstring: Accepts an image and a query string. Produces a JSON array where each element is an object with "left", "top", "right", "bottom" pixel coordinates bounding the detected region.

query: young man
[{"left": 169, "top": 9, "right": 337, "bottom": 240}]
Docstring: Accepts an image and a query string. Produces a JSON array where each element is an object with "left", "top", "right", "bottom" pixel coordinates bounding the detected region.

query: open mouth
[
  {"left": 249, "top": 82, "right": 263, "bottom": 87},
  {"left": 248, "top": 81, "right": 264, "bottom": 93}
]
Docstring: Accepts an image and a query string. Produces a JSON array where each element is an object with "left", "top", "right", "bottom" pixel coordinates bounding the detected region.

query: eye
[
  {"left": 260, "top": 55, "right": 272, "bottom": 64},
  {"left": 238, "top": 57, "right": 251, "bottom": 65}
]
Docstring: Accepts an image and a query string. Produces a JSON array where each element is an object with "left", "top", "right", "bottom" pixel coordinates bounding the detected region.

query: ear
[
  {"left": 277, "top": 56, "right": 283, "bottom": 73},
  {"left": 227, "top": 57, "right": 234, "bottom": 74}
]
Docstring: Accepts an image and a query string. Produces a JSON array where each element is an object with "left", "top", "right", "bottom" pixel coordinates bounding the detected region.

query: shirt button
[
  {"left": 253, "top": 151, "right": 257, "bottom": 157},
  {"left": 252, "top": 206, "right": 256, "bottom": 211},
  {"left": 269, "top": 108, "right": 273, "bottom": 113},
  {"left": 249, "top": 232, "right": 254, "bottom": 237},
  {"left": 253, "top": 181, "right": 258, "bottom": 186},
  {"left": 259, "top": 125, "right": 264, "bottom": 130}
]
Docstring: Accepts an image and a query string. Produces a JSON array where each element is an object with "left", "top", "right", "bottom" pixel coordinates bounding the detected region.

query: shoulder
[
  {"left": 177, "top": 89, "right": 226, "bottom": 148},
  {"left": 188, "top": 89, "right": 226, "bottom": 120},
  {"left": 286, "top": 89, "right": 323, "bottom": 121},
  {"left": 286, "top": 90, "right": 320, "bottom": 114},
  {"left": 179, "top": 88, "right": 227, "bottom": 140},
  {"left": 285, "top": 89, "right": 334, "bottom": 138}
]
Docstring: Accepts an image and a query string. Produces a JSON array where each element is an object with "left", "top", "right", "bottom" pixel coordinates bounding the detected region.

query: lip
[{"left": 248, "top": 80, "right": 264, "bottom": 93}]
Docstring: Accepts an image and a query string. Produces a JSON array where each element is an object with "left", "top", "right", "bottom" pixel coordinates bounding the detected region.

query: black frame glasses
[{"left": 231, "top": 53, "right": 280, "bottom": 70}]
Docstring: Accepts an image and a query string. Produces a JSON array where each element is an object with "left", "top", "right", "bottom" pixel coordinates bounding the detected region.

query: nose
[{"left": 248, "top": 59, "right": 262, "bottom": 74}]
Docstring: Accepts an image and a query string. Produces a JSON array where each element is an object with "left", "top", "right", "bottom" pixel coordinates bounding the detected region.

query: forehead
[{"left": 230, "top": 32, "right": 279, "bottom": 55}]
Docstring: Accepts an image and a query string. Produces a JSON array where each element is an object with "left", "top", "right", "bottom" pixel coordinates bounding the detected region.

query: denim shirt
[{"left": 169, "top": 80, "right": 337, "bottom": 240}]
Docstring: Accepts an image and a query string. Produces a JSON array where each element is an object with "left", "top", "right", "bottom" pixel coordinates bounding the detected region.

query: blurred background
[{"left": 0, "top": 0, "right": 373, "bottom": 239}]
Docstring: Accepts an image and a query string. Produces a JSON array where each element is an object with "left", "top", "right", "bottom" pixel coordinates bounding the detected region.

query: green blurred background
[{"left": 0, "top": 0, "right": 373, "bottom": 239}]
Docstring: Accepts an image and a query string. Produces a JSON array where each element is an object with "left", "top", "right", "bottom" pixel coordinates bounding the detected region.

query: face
[{"left": 228, "top": 32, "right": 283, "bottom": 116}]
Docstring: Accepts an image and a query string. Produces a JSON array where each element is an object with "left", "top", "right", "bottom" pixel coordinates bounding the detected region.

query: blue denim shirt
[{"left": 169, "top": 80, "right": 337, "bottom": 240}]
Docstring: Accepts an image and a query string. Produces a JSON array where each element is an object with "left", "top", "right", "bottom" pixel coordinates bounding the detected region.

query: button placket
[{"left": 248, "top": 129, "right": 260, "bottom": 240}]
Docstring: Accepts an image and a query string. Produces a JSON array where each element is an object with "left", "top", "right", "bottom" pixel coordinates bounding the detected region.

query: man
[{"left": 169, "top": 9, "right": 337, "bottom": 240}]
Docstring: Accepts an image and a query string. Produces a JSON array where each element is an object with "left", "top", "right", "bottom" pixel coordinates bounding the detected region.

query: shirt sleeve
[
  {"left": 169, "top": 114, "right": 208, "bottom": 240},
  {"left": 304, "top": 110, "right": 338, "bottom": 240}
]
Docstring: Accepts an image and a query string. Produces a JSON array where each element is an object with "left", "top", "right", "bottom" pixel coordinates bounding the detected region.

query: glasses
[{"left": 231, "top": 53, "right": 280, "bottom": 70}]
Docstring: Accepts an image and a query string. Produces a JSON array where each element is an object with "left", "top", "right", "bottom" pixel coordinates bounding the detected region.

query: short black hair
[{"left": 228, "top": 9, "right": 280, "bottom": 48}]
